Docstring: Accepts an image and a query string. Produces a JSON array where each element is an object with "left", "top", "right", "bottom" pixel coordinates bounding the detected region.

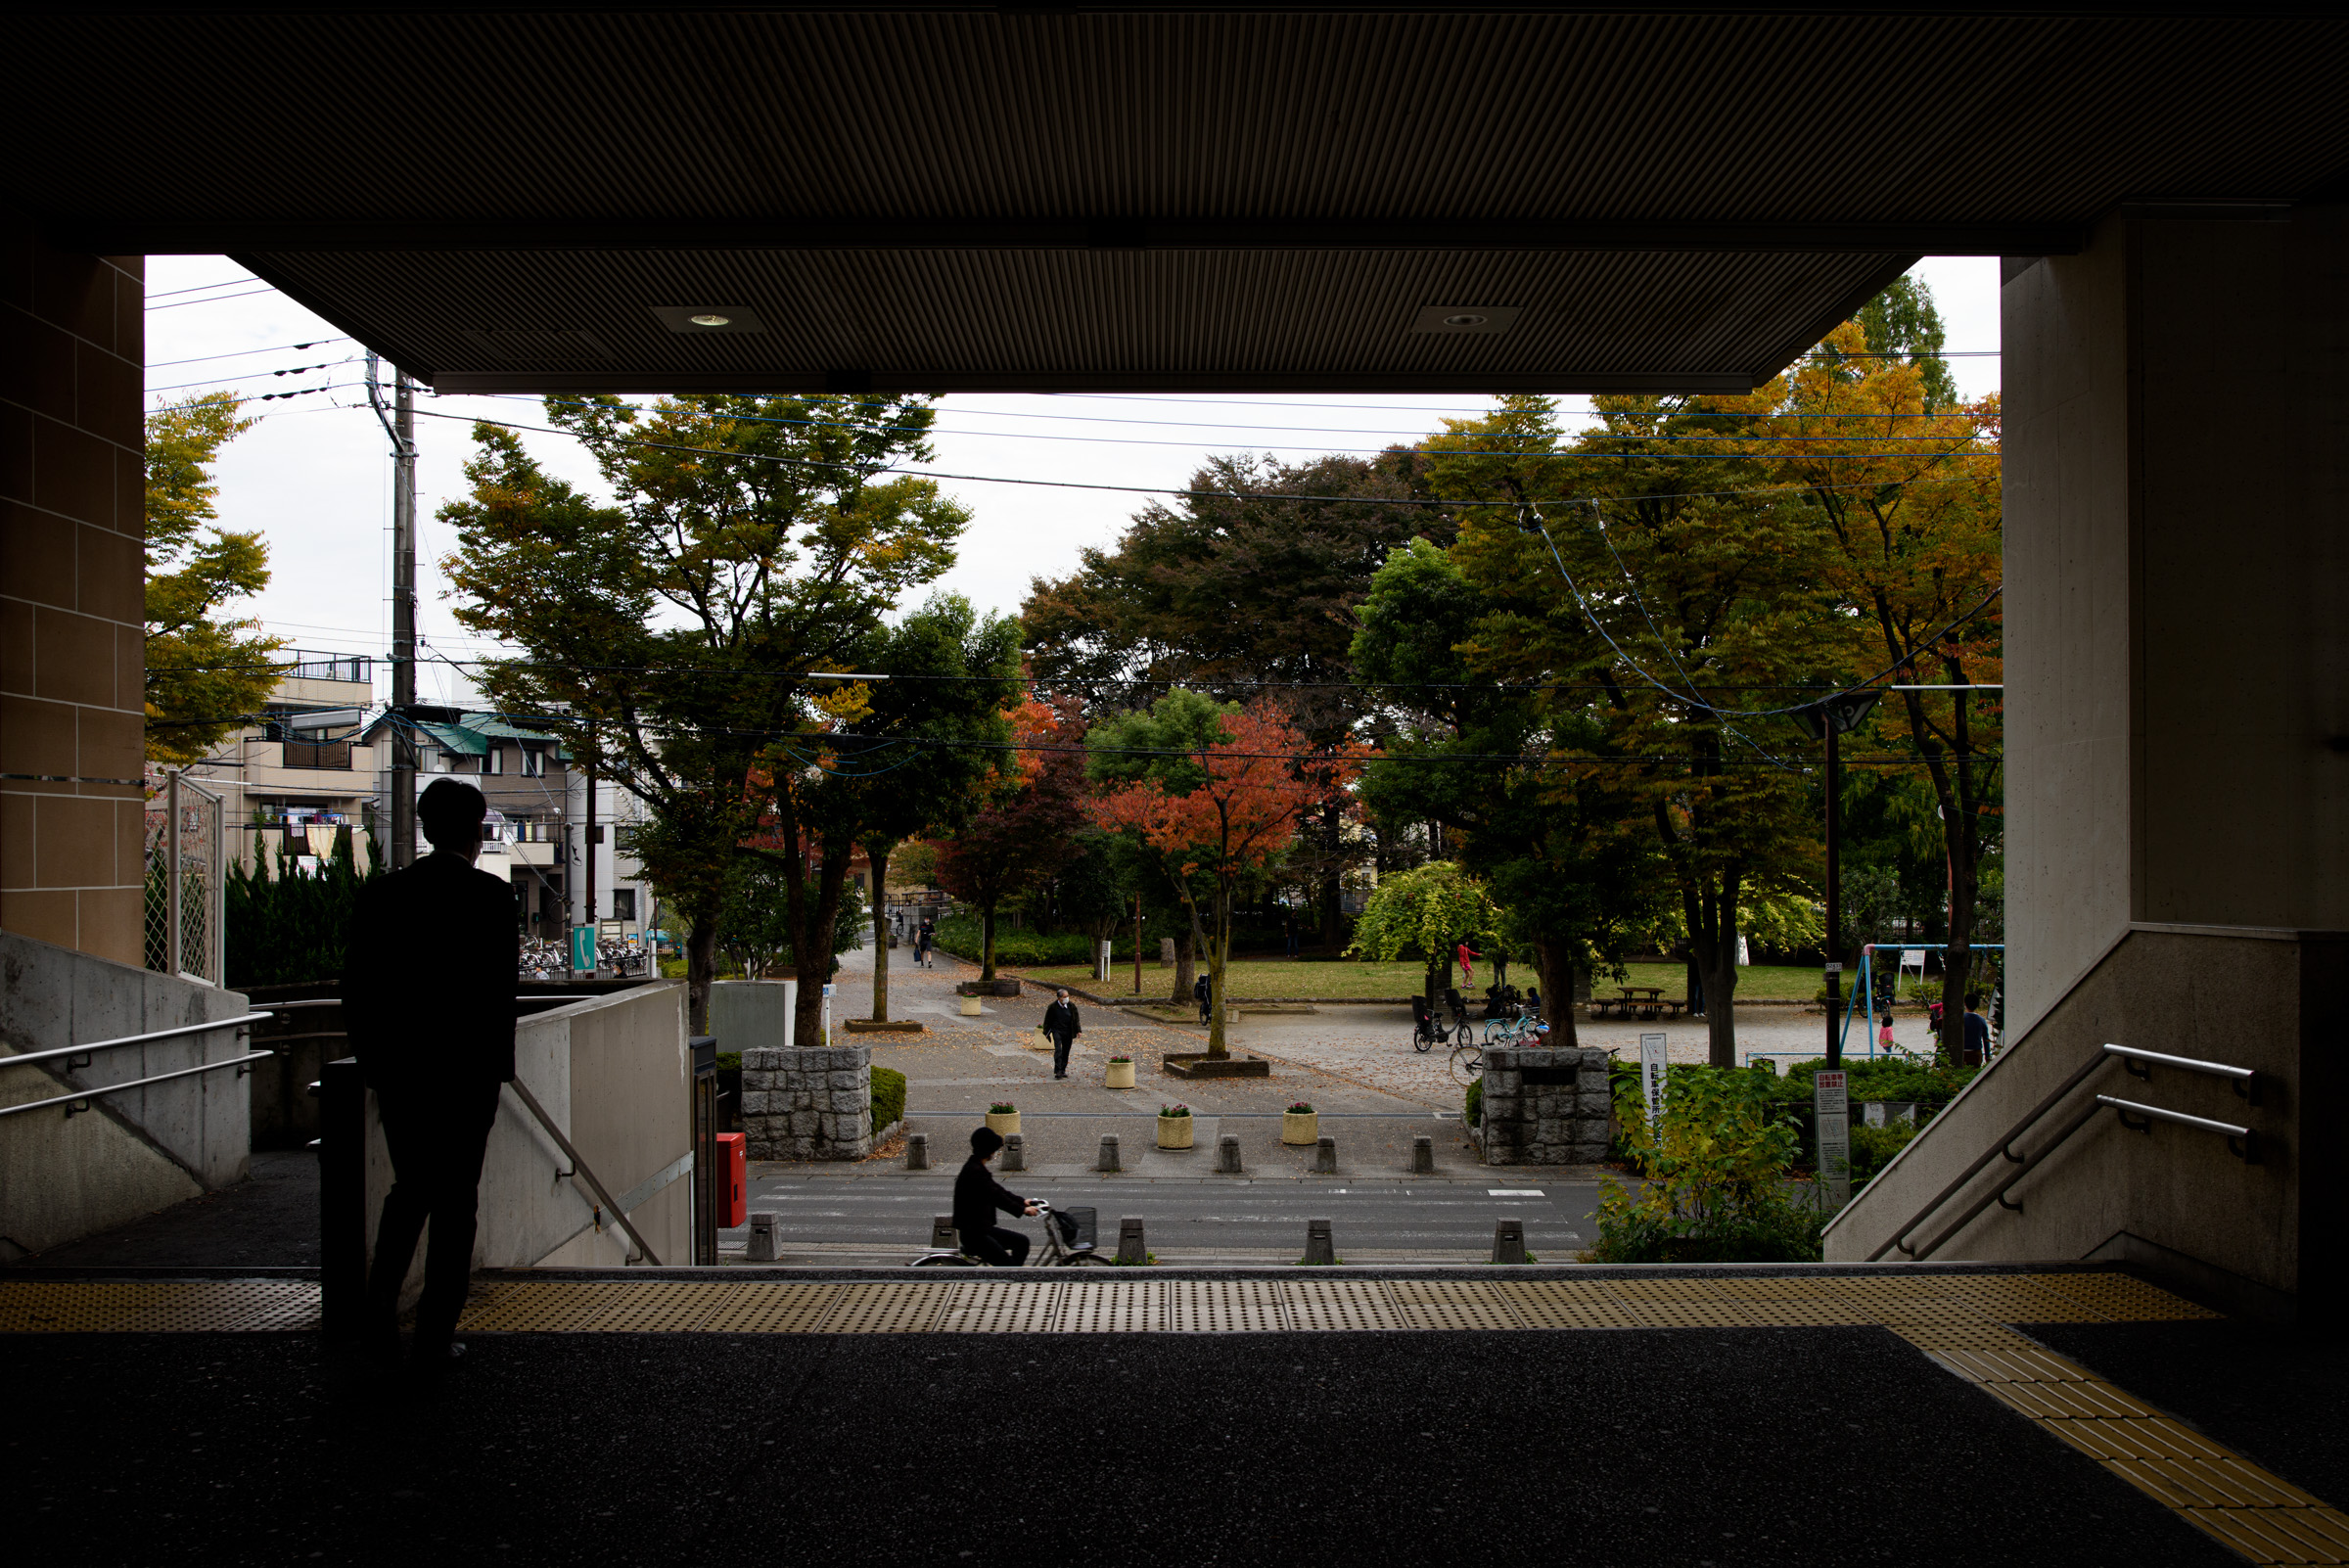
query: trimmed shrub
[
  {"left": 1465, "top": 1077, "right": 1483, "bottom": 1129},
  {"left": 931, "top": 915, "right": 1094, "bottom": 968},
  {"left": 870, "top": 1066, "right": 906, "bottom": 1133},
  {"left": 1589, "top": 1067, "right": 1826, "bottom": 1263}
]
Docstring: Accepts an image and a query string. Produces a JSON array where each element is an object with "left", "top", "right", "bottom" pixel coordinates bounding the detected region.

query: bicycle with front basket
[
  {"left": 1451, "top": 1001, "right": 1548, "bottom": 1086},
  {"left": 908, "top": 1200, "right": 1114, "bottom": 1268}
]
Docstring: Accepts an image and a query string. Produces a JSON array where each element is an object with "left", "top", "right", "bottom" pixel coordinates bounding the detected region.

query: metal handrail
[
  {"left": 502, "top": 1077, "right": 661, "bottom": 1266},
  {"left": 1868, "top": 1040, "right": 2260, "bottom": 1262},
  {"left": 2098, "top": 1094, "right": 2261, "bottom": 1161},
  {"left": 0, "top": 1051, "right": 273, "bottom": 1119},
  {"left": 0, "top": 1013, "right": 268, "bottom": 1072}
]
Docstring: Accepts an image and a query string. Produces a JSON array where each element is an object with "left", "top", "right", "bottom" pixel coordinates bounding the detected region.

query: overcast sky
[{"left": 145, "top": 256, "right": 2000, "bottom": 711}]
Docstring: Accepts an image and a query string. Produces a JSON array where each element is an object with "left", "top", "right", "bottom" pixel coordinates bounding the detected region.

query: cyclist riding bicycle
[{"left": 953, "top": 1127, "right": 1038, "bottom": 1266}]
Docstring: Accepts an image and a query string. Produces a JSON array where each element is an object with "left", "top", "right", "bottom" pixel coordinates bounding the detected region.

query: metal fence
[{"left": 144, "top": 771, "right": 226, "bottom": 985}]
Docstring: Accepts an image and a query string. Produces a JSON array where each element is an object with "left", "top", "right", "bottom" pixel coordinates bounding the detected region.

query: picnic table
[{"left": 1588, "top": 987, "right": 1686, "bottom": 1021}]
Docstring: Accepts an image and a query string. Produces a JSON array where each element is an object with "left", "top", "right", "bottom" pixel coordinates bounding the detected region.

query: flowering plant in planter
[
  {"left": 984, "top": 1100, "right": 1021, "bottom": 1137},
  {"left": 1156, "top": 1099, "right": 1195, "bottom": 1148},
  {"left": 1108, "top": 1055, "right": 1132, "bottom": 1064},
  {"left": 989, "top": 1101, "right": 1017, "bottom": 1115},
  {"left": 1159, "top": 1102, "right": 1191, "bottom": 1118},
  {"left": 1281, "top": 1098, "right": 1319, "bottom": 1145},
  {"left": 1286, "top": 1101, "right": 1313, "bottom": 1115}
]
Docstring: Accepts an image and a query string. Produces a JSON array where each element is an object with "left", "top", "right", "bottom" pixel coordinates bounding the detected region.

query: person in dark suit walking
[
  {"left": 1040, "top": 988, "right": 1082, "bottom": 1079},
  {"left": 953, "top": 1127, "right": 1036, "bottom": 1266},
  {"left": 342, "top": 778, "right": 518, "bottom": 1370}
]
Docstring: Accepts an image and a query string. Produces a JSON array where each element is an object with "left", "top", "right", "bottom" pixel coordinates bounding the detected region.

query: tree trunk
[
  {"left": 1697, "top": 943, "right": 1739, "bottom": 1068},
  {"left": 685, "top": 912, "right": 720, "bottom": 1037},
  {"left": 1316, "top": 802, "right": 1345, "bottom": 950},
  {"left": 1940, "top": 853, "right": 1977, "bottom": 1066},
  {"left": 1171, "top": 922, "right": 1196, "bottom": 1004},
  {"left": 1205, "top": 882, "right": 1234, "bottom": 1057},
  {"left": 1532, "top": 935, "right": 1578, "bottom": 1048},
  {"left": 867, "top": 840, "right": 894, "bottom": 1023},
  {"left": 979, "top": 900, "right": 998, "bottom": 982},
  {"left": 792, "top": 843, "right": 851, "bottom": 1049}
]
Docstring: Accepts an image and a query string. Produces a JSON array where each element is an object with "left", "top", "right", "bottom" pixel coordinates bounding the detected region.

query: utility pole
[
  {"left": 584, "top": 762, "right": 598, "bottom": 977},
  {"left": 1794, "top": 690, "right": 1882, "bottom": 1069},
  {"left": 368, "top": 357, "right": 419, "bottom": 869}
]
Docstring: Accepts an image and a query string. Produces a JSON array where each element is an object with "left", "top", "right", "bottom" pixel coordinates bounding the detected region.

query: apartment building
[{"left": 176, "top": 651, "right": 382, "bottom": 873}]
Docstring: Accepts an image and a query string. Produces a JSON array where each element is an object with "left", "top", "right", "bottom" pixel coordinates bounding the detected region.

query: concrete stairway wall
[
  {"left": 0, "top": 929, "right": 253, "bottom": 1259},
  {"left": 1822, "top": 924, "right": 2344, "bottom": 1325}
]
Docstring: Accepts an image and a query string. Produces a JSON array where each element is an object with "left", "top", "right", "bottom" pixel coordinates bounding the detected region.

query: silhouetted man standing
[{"left": 344, "top": 778, "right": 518, "bottom": 1370}]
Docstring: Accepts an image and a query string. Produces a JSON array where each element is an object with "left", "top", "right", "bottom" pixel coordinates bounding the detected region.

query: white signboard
[
  {"left": 1638, "top": 1033, "right": 1669, "bottom": 1130},
  {"left": 1815, "top": 1069, "right": 1852, "bottom": 1208}
]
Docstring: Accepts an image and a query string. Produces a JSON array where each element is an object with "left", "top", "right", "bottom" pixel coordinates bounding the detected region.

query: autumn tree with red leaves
[
  {"left": 1086, "top": 692, "right": 1367, "bottom": 1057},
  {"left": 935, "top": 697, "right": 1089, "bottom": 981}
]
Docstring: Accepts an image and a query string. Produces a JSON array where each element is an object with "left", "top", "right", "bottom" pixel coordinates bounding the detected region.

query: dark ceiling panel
[{"left": 4, "top": 8, "right": 2343, "bottom": 390}]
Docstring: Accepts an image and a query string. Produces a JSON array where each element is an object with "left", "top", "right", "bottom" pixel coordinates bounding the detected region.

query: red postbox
[{"left": 715, "top": 1131, "right": 747, "bottom": 1228}]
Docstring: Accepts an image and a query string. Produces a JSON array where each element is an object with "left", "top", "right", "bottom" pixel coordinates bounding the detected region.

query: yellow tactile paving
[
  {"left": 1387, "top": 1278, "right": 1524, "bottom": 1330},
  {"left": 8, "top": 1267, "right": 2341, "bottom": 1557},
  {"left": 1059, "top": 1280, "right": 1165, "bottom": 1333},
  {"left": 1496, "top": 1279, "right": 1641, "bottom": 1329},
  {"left": 937, "top": 1281, "right": 1063, "bottom": 1334},
  {"left": 1168, "top": 1278, "right": 1287, "bottom": 1332}
]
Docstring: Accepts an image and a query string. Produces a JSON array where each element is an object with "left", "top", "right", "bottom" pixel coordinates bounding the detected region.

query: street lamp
[{"left": 1792, "top": 690, "right": 1883, "bottom": 1067}]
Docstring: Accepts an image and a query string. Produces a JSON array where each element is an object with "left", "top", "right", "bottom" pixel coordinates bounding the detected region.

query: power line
[
  {"left": 143, "top": 276, "right": 266, "bottom": 301},
  {"left": 146, "top": 338, "right": 352, "bottom": 369},
  {"left": 146, "top": 286, "right": 281, "bottom": 311}
]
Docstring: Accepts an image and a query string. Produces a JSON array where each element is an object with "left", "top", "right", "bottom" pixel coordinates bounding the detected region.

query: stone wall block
[{"left": 742, "top": 1047, "right": 786, "bottom": 1072}]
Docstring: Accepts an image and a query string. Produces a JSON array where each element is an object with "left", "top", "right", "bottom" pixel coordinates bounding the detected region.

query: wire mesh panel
[{"left": 143, "top": 772, "right": 226, "bottom": 985}]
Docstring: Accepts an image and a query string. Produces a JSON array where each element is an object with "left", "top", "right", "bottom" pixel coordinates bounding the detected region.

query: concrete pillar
[
  {"left": 1410, "top": 1134, "right": 1435, "bottom": 1174},
  {"left": 1215, "top": 1132, "right": 1242, "bottom": 1174},
  {"left": 1313, "top": 1134, "right": 1337, "bottom": 1174},
  {"left": 746, "top": 1212, "right": 778, "bottom": 1263},
  {"left": 905, "top": 1131, "right": 929, "bottom": 1170},
  {"left": 931, "top": 1214, "right": 957, "bottom": 1249},
  {"left": 1115, "top": 1216, "right": 1146, "bottom": 1264},
  {"left": 1000, "top": 1131, "right": 1024, "bottom": 1173},
  {"left": 1097, "top": 1133, "right": 1121, "bottom": 1173},
  {"left": 1492, "top": 1217, "right": 1527, "bottom": 1264},
  {"left": 1302, "top": 1218, "right": 1335, "bottom": 1266},
  {"left": 2004, "top": 207, "right": 2349, "bottom": 1031},
  {"left": 0, "top": 214, "right": 147, "bottom": 964}
]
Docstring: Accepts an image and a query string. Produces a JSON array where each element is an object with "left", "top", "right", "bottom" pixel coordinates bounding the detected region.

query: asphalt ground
[
  {"left": 724, "top": 1175, "right": 1603, "bottom": 1262},
  {"left": 2, "top": 1323, "right": 2238, "bottom": 1568}
]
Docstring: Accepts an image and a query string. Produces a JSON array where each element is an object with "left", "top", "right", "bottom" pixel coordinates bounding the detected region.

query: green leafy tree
[
  {"left": 934, "top": 699, "right": 1089, "bottom": 981},
  {"left": 1346, "top": 861, "right": 1508, "bottom": 1001},
  {"left": 223, "top": 824, "right": 381, "bottom": 988},
  {"left": 711, "top": 860, "right": 865, "bottom": 980},
  {"left": 442, "top": 393, "right": 965, "bottom": 1037},
  {"left": 144, "top": 392, "right": 285, "bottom": 763},
  {"left": 1025, "top": 450, "right": 1441, "bottom": 946}
]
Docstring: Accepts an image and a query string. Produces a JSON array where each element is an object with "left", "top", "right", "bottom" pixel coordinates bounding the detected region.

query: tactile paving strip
[
  {"left": 458, "top": 1281, "right": 637, "bottom": 1333},
  {"left": 1386, "top": 1279, "right": 1524, "bottom": 1331},
  {"left": 937, "top": 1282, "right": 1064, "bottom": 1334},
  {"left": 1495, "top": 1280, "right": 1640, "bottom": 1329},
  {"left": 581, "top": 1282, "right": 737, "bottom": 1333},
  {"left": 1595, "top": 1277, "right": 1754, "bottom": 1328},
  {"left": 817, "top": 1282, "right": 948, "bottom": 1333},
  {"left": 1891, "top": 1320, "right": 2344, "bottom": 1564},
  {"left": 0, "top": 1280, "right": 322, "bottom": 1333},
  {"left": 696, "top": 1283, "right": 839, "bottom": 1333},
  {"left": 1059, "top": 1281, "right": 1165, "bottom": 1333},
  {"left": 1167, "top": 1279, "right": 1287, "bottom": 1332},
  {"left": 1282, "top": 1278, "right": 1403, "bottom": 1331}
]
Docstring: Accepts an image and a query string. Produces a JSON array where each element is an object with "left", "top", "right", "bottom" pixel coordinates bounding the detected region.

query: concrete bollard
[
  {"left": 932, "top": 1215, "right": 959, "bottom": 1250},
  {"left": 1117, "top": 1216, "right": 1148, "bottom": 1265},
  {"left": 1314, "top": 1134, "right": 1338, "bottom": 1175},
  {"left": 1492, "top": 1217, "right": 1528, "bottom": 1265},
  {"left": 1098, "top": 1133, "right": 1122, "bottom": 1173},
  {"left": 747, "top": 1211, "right": 779, "bottom": 1263},
  {"left": 1001, "top": 1132, "right": 1025, "bottom": 1173},
  {"left": 905, "top": 1132, "right": 930, "bottom": 1171},
  {"left": 1217, "top": 1133, "right": 1244, "bottom": 1174},
  {"left": 1303, "top": 1217, "right": 1335, "bottom": 1266},
  {"left": 1411, "top": 1133, "right": 1435, "bottom": 1174}
]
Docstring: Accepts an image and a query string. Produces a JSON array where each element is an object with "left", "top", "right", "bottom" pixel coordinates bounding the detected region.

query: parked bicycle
[
  {"left": 908, "top": 1200, "right": 1112, "bottom": 1268},
  {"left": 1452, "top": 1001, "right": 1548, "bottom": 1085},
  {"left": 1409, "top": 994, "right": 1454, "bottom": 1054}
]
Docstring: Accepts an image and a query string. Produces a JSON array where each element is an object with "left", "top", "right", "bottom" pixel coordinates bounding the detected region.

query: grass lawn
[{"left": 1010, "top": 957, "right": 1819, "bottom": 1003}]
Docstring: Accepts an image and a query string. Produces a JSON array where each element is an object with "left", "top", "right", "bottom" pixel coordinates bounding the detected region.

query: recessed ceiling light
[
  {"left": 1411, "top": 304, "right": 1523, "bottom": 335},
  {"left": 651, "top": 304, "right": 765, "bottom": 335},
  {"left": 1444, "top": 313, "right": 1487, "bottom": 328}
]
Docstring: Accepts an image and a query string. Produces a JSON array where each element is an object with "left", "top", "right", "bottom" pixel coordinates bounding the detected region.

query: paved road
[{"left": 728, "top": 1173, "right": 1601, "bottom": 1262}]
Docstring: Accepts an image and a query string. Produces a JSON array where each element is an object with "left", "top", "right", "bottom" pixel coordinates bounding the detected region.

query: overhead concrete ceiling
[{"left": 9, "top": 7, "right": 2347, "bottom": 392}]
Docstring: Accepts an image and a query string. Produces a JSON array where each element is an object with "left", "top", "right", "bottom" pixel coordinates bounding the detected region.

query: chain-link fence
[{"left": 143, "top": 771, "right": 226, "bottom": 985}]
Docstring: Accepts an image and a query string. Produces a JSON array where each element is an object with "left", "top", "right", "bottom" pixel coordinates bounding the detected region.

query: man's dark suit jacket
[
  {"left": 952, "top": 1155, "right": 1026, "bottom": 1237},
  {"left": 1041, "top": 999, "right": 1082, "bottom": 1039},
  {"left": 342, "top": 850, "right": 520, "bottom": 1091}
]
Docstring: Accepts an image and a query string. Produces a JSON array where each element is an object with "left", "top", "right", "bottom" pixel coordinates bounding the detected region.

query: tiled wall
[{"left": 0, "top": 211, "right": 145, "bottom": 964}]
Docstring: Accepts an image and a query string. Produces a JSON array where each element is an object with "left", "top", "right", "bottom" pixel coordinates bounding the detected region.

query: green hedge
[
  {"left": 931, "top": 915, "right": 1096, "bottom": 968},
  {"left": 223, "top": 828, "right": 379, "bottom": 989},
  {"left": 1465, "top": 1078, "right": 1483, "bottom": 1129},
  {"left": 871, "top": 1066, "right": 907, "bottom": 1133}
]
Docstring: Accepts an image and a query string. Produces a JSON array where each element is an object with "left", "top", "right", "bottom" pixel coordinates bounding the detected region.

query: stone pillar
[
  {"left": 0, "top": 214, "right": 147, "bottom": 964},
  {"left": 1479, "top": 1046, "right": 1612, "bottom": 1166},
  {"left": 741, "top": 1043, "right": 872, "bottom": 1161},
  {"left": 2004, "top": 208, "right": 2349, "bottom": 1031}
]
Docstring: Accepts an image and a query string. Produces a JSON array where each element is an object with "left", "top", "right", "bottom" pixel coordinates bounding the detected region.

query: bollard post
[
  {"left": 1001, "top": 1131, "right": 1026, "bottom": 1173},
  {"left": 932, "top": 1215, "right": 959, "bottom": 1250},
  {"left": 1217, "top": 1132, "right": 1244, "bottom": 1174},
  {"left": 1492, "top": 1217, "right": 1527, "bottom": 1264},
  {"left": 905, "top": 1131, "right": 930, "bottom": 1171},
  {"left": 1303, "top": 1218, "right": 1336, "bottom": 1266},
  {"left": 1098, "top": 1133, "right": 1122, "bottom": 1173},
  {"left": 1314, "top": 1134, "right": 1338, "bottom": 1175},
  {"left": 747, "top": 1211, "right": 779, "bottom": 1263},
  {"left": 1117, "top": 1216, "right": 1148, "bottom": 1264},
  {"left": 1410, "top": 1133, "right": 1435, "bottom": 1174}
]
